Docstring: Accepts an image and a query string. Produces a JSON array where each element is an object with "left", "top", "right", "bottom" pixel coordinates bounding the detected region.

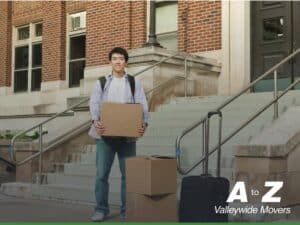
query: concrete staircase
[
  {"left": 2, "top": 91, "right": 300, "bottom": 207},
  {"left": 0, "top": 111, "right": 90, "bottom": 144},
  {"left": 0, "top": 163, "right": 15, "bottom": 184}
]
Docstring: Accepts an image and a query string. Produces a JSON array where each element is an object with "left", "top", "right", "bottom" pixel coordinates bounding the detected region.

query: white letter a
[{"left": 226, "top": 181, "right": 248, "bottom": 203}]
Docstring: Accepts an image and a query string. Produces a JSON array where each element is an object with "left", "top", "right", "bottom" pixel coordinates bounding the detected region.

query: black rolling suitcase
[
  {"left": 179, "top": 175, "right": 229, "bottom": 222},
  {"left": 179, "top": 111, "right": 230, "bottom": 222}
]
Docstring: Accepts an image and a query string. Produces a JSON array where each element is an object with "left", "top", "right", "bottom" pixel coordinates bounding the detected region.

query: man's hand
[
  {"left": 94, "top": 120, "right": 105, "bottom": 135},
  {"left": 138, "top": 123, "right": 148, "bottom": 137}
]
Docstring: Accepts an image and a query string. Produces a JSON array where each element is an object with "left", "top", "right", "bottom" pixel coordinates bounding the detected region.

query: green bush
[{"left": 0, "top": 130, "right": 48, "bottom": 140}]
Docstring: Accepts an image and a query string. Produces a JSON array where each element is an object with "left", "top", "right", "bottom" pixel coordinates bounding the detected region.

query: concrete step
[
  {"left": 63, "top": 148, "right": 234, "bottom": 181},
  {"left": 66, "top": 96, "right": 89, "bottom": 110},
  {"left": 169, "top": 95, "right": 230, "bottom": 104},
  {"left": 0, "top": 182, "right": 33, "bottom": 198},
  {"left": 286, "top": 205, "right": 300, "bottom": 221},
  {"left": 31, "top": 184, "right": 99, "bottom": 203},
  {"left": 1, "top": 166, "right": 234, "bottom": 206},
  {"left": 156, "top": 100, "right": 273, "bottom": 113},
  {"left": 140, "top": 130, "right": 254, "bottom": 147},
  {"left": 45, "top": 166, "right": 234, "bottom": 191},
  {"left": 170, "top": 90, "right": 300, "bottom": 104},
  {"left": 0, "top": 172, "right": 15, "bottom": 184},
  {"left": 146, "top": 111, "right": 274, "bottom": 132},
  {"left": 78, "top": 146, "right": 234, "bottom": 169},
  {"left": 63, "top": 162, "right": 121, "bottom": 177},
  {"left": 143, "top": 121, "right": 269, "bottom": 144},
  {"left": 45, "top": 173, "right": 122, "bottom": 192},
  {"left": 151, "top": 105, "right": 290, "bottom": 125}
]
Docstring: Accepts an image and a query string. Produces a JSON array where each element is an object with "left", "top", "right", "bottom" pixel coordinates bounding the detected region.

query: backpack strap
[
  {"left": 98, "top": 76, "right": 106, "bottom": 91},
  {"left": 127, "top": 74, "right": 135, "bottom": 99},
  {"left": 98, "top": 75, "right": 135, "bottom": 101}
]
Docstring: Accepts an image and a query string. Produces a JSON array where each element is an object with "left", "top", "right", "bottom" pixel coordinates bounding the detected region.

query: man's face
[{"left": 110, "top": 53, "right": 127, "bottom": 74}]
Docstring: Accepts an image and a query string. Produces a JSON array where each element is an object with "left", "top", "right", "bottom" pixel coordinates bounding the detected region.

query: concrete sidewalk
[{"left": 0, "top": 193, "right": 121, "bottom": 222}]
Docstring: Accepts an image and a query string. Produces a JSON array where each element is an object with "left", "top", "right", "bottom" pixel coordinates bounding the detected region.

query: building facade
[
  {"left": 0, "top": 1, "right": 296, "bottom": 102},
  {"left": 0, "top": 1, "right": 221, "bottom": 97}
]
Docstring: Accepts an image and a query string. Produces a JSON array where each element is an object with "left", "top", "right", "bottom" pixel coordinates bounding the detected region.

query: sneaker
[
  {"left": 120, "top": 212, "right": 126, "bottom": 220},
  {"left": 91, "top": 211, "right": 106, "bottom": 222}
]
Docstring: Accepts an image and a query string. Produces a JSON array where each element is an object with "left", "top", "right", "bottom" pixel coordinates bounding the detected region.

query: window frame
[
  {"left": 12, "top": 22, "right": 43, "bottom": 93},
  {"left": 66, "top": 11, "right": 86, "bottom": 88},
  {"left": 34, "top": 22, "right": 43, "bottom": 38},
  {"left": 147, "top": 0, "right": 178, "bottom": 50},
  {"left": 17, "top": 25, "right": 30, "bottom": 41},
  {"left": 31, "top": 42, "right": 42, "bottom": 91}
]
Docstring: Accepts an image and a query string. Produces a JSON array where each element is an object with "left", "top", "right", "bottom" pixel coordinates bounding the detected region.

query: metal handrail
[
  {"left": 132, "top": 53, "right": 180, "bottom": 77},
  {"left": 9, "top": 51, "right": 190, "bottom": 184},
  {"left": 0, "top": 155, "right": 16, "bottom": 169},
  {"left": 176, "top": 48, "right": 300, "bottom": 175},
  {"left": 16, "top": 121, "right": 91, "bottom": 166},
  {"left": 145, "top": 75, "right": 185, "bottom": 96}
]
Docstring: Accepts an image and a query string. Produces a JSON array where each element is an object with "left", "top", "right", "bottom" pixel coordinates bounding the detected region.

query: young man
[{"left": 88, "top": 47, "right": 149, "bottom": 221}]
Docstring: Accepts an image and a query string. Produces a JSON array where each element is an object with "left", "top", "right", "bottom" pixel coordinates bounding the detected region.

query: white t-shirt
[{"left": 107, "top": 76, "right": 126, "bottom": 103}]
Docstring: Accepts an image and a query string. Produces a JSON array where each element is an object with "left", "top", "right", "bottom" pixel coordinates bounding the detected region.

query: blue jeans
[{"left": 95, "top": 138, "right": 136, "bottom": 215}]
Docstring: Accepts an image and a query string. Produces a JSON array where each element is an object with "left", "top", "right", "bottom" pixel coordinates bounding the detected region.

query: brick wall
[
  {"left": 0, "top": 2, "right": 12, "bottom": 87},
  {"left": 66, "top": 1, "right": 87, "bottom": 14},
  {"left": 130, "top": 1, "right": 147, "bottom": 49},
  {"left": 42, "top": 1, "right": 66, "bottom": 82},
  {"left": 86, "top": 1, "right": 146, "bottom": 66},
  {"left": 178, "top": 1, "right": 221, "bottom": 53},
  {"left": 86, "top": 2, "right": 131, "bottom": 66},
  {"left": 12, "top": 2, "right": 43, "bottom": 26}
]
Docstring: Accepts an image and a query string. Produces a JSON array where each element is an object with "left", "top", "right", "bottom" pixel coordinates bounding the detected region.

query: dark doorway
[{"left": 251, "top": 1, "right": 300, "bottom": 91}]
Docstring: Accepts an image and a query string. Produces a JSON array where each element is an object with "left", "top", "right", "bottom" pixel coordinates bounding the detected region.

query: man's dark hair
[{"left": 108, "top": 47, "right": 129, "bottom": 62}]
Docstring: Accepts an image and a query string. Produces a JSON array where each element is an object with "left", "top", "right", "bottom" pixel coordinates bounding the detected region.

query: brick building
[
  {"left": 0, "top": 1, "right": 221, "bottom": 98},
  {"left": 1, "top": 1, "right": 297, "bottom": 106}
]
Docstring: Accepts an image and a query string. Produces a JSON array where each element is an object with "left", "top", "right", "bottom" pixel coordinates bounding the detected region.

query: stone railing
[{"left": 233, "top": 107, "right": 300, "bottom": 221}]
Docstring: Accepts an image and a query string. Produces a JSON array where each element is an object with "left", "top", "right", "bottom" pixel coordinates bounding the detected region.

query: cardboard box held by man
[{"left": 101, "top": 102, "right": 143, "bottom": 137}]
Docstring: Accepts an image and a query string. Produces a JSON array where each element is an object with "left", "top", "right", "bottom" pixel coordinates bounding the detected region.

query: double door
[{"left": 252, "top": 1, "right": 300, "bottom": 91}]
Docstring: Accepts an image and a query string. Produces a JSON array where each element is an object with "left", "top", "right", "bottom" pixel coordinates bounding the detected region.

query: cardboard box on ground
[
  {"left": 126, "top": 156, "right": 177, "bottom": 195},
  {"left": 126, "top": 156, "right": 178, "bottom": 222},
  {"left": 100, "top": 102, "right": 143, "bottom": 137},
  {"left": 127, "top": 193, "right": 177, "bottom": 222}
]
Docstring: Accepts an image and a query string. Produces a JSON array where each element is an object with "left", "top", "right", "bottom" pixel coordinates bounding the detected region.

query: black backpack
[{"left": 98, "top": 75, "right": 135, "bottom": 99}]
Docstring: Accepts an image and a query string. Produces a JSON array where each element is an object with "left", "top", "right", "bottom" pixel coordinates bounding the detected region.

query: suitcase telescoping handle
[{"left": 204, "top": 110, "right": 222, "bottom": 177}]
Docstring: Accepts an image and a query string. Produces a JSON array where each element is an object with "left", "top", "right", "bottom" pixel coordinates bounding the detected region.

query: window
[
  {"left": 35, "top": 23, "right": 43, "bottom": 37},
  {"left": 69, "top": 35, "right": 86, "bottom": 87},
  {"left": 155, "top": 1, "right": 178, "bottom": 50},
  {"left": 14, "top": 46, "right": 29, "bottom": 92},
  {"left": 13, "top": 23, "right": 42, "bottom": 92},
  {"left": 263, "top": 17, "right": 284, "bottom": 41},
  {"left": 70, "top": 11, "right": 86, "bottom": 32},
  {"left": 31, "top": 43, "right": 42, "bottom": 91},
  {"left": 67, "top": 12, "right": 86, "bottom": 88},
  {"left": 18, "top": 26, "right": 29, "bottom": 40}
]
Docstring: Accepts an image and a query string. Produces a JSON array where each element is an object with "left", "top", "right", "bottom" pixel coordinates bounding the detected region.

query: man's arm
[
  {"left": 89, "top": 80, "right": 102, "bottom": 122},
  {"left": 134, "top": 79, "right": 149, "bottom": 136},
  {"left": 89, "top": 80, "right": 106, "bottom": 135}
]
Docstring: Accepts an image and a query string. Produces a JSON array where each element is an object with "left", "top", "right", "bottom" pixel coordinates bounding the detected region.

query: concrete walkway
[{"left": 0, "top": 193, "right": 121, "bottom": 222}]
